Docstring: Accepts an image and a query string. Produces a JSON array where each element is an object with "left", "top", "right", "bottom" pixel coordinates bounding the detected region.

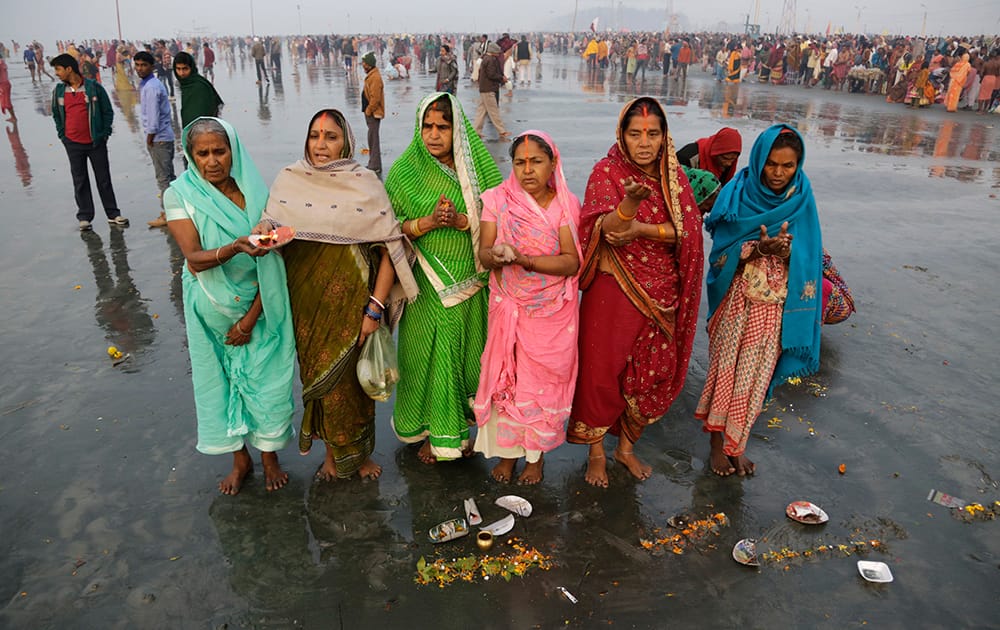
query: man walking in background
[
  {"left": 473, "top": 43, "right": 509, "bottom": 140},
  {"left": 251, "top": 37, "right": 269, "bottom": 84},
  {"left": 133, "top": 51, "right": 175, "bottom": 228}
]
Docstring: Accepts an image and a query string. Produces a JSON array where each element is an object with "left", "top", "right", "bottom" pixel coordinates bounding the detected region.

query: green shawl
[
  {"left": 384, "top": 92, "right": 503, "bottom": 307},
  {"left": 174, "top": 52, "right": 224, "bottom": 128}
]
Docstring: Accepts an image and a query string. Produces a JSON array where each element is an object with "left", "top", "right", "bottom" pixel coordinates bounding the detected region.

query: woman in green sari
[
  {"left": 384, "top": 92, "right": 503, "bottom": 462},
  {"left": 263, "top": 109, "right": 418, "bottom": 481},
  {"left": 165, "top": 117, "right": 296, "bottom": 495}
]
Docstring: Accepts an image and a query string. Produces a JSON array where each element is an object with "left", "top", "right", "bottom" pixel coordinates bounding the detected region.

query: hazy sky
[{"left": 2, "top": 0, "right": 996, "bottom": 45}]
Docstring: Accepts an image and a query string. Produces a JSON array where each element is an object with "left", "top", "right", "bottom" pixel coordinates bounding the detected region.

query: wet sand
[{"left": 1, "top": 54, "right": 998, "bottom": 628}]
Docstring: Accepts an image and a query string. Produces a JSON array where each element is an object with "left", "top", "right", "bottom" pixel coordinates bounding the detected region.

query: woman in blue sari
[
  {"left": 695, "top": 124, "right": 824, "bottom": 477},
  {"left": 165, "top": 117, "right": 297, "bottom": 495}
]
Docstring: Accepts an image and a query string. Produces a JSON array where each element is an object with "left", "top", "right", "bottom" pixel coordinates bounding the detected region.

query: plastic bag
[{"left": 356, "top": 326, "right": 399, "bottom": 401}]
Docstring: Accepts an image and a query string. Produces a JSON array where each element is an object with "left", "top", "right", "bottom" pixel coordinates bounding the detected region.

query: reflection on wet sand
[
  {"left": 81, "top": 230, "right": 155, "bottom": 357},
  {"left": 5, "top": 119, "right": 31, "bottom": 187},
  {"left": 257, "top": 83, "right": 271, "bottom": 122},
  {"left": 685, "top": 81, "right": 1000, "bottom": 175},
  {"left": 208, "top": 480, "right": 320, "bottom": 611},
  {"left": 110, "top": 70, "right": 140, "bottom": 134},
  {"left": 306, "top": 476, "right": 410, "bottom": 595}
]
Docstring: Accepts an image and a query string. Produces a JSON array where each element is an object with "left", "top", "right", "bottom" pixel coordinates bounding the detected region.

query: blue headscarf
[{"left": 704, "top": 123, "right": 823, "bottom": 394}]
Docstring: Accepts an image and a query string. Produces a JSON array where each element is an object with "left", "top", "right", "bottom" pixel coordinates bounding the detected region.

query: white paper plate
[
  {"left": 495, "top": 495, "right": 532, "bottom": 517},
  {"left": 857, "top": 560, "right": 894, "bottom": 583},
  {"left": 480, "top": 513, "right": 515, "bottom": 536},
  {"left": 732, "top": 538, "right": 760, "bottom": 566},
  {"left": 464, "top": 498, "right": 482, "bottom": 526},
  {"left": 785, "top": 501, "right": 830, "bottom": 524},
  {"left": 428, "top": 518, "right": 470, "bottom": 543}
]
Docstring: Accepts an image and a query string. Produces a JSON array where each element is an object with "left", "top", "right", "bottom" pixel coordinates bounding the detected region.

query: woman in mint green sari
[{"left": 165, "top": 117, "right": 296, "bottom": 495}]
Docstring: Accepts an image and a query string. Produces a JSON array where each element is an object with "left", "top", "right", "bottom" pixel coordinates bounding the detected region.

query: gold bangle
[
  {"left": 410, "top": 218, "right": 424, "bottom": 237},
  {"left": 457, "top": 215, "right": 471, "bottom": 231},
  {"left": 657, "top": 224, "right": 667, "bottom": 241},
  {"left": 216, "top": 246, "right": 224, "bottom": 264},
  {"left": 235, "top": 321, "right": 249, "bottom": 336},
  {"left": 616, "top": 205, "right": 636, "bottom": 222}
]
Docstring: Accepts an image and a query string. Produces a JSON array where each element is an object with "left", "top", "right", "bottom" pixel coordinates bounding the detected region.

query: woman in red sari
[{"left": 568, "top": 97, "right": 704, "bottom": 487}]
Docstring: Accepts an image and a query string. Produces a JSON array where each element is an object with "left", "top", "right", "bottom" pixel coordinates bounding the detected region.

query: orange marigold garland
[
  {"left": 640, "top": 512, "right": 729, "bottom": 555},
  {"left": 415, "top": 539, "right": 554, "bottom": 587}
]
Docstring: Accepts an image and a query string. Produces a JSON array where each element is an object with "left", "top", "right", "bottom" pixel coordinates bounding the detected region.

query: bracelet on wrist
[
  {"left": 657, "top": 224, "right": 667, "bottom": 241},
  {"left": 363, "top": 306, "right": 383, "bottom": 322},
  {"left": 368, "top": 295, "right": 385, "bottom": 310},
  {"left": 457, "top": 215, "right": 471, "bottom": 231},
  {"left": 615, "top": 205, "right": 637, "bottom": 222},
  {"left": 235, "top": 321, "right": 249, "bottom": 335},
  {"left": 410, "top": 218, "right": 424, "bottom": 237},
  {"left": 523, "top": 256, "right": 534, "bottom": 272}
]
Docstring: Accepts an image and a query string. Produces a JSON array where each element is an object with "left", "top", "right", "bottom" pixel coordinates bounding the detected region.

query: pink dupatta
[{"left": 473, "top": 130, "right": 582, "bottom": 453}]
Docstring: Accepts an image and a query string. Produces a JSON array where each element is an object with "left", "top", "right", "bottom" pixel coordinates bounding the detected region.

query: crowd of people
[
  {"left": 574, "top": 30, "right": 1000, "bottom": 114},
  {"left": 6, "top": 28, "right": 866, "bottom": 495}
]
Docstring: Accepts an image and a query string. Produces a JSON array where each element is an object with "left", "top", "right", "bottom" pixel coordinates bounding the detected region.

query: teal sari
[{"left": 165, "top": 117, "right": 296, "bottom": 454}]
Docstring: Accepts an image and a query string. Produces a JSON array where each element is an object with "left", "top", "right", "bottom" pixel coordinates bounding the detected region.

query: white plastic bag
[
  {"left": 356, "top": 326, "right": 399, "bottom": 401},
  {"left": 471, "top": 57, "right": 482, "bottom": 81}
]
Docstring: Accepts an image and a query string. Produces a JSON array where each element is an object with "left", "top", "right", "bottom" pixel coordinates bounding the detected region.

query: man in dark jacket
[
  {"left": 50, "top": 53, "right": 127, "bottom": 230},
  {"left": 472, "top": 43, "right": 509, "bottom": 139}
]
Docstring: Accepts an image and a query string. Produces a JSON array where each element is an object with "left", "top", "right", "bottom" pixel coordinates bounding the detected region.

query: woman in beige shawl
[{"left": 263, "top": 109, "right": 418, "bottom": 480}]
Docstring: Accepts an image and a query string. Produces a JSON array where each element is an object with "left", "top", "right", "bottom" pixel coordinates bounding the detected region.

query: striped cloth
[{"left": 384, "top": 92, "right": 503, "bottom": 459}]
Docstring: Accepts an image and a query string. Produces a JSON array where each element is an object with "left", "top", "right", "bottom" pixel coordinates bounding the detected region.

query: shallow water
[{"left": 1, "top": 53, "right": 998, "bottom": 628}]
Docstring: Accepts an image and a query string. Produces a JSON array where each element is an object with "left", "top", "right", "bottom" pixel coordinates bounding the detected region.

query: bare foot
[
  {"left": 358, "top": 457, "right": 382, "bottom": 480},
  {"left": 709, "top": 432, "right": 736, "bottom": 477},
  {"left": 315, "top": 445, "right": 338, "bottom": 482},
  {"left": 584, "top": 443, "right": 609, "bottom": 488},
  {"left": 517, "top": 456, "right": 543, "bottom": 485},
  {"left": 614, "top": 449, "right": 653, "bottom": 480},
  {"left": 729, "top": 453, "right": 756, "bottom": 476},
  {"left": 219, "top": 447, "right": 253, "bottom": 495},
  {"left": 491, "top": 458, "right": 516, "bottom": 483},
  {"left": 614, "top": 436, "right": 652, "bottom": 480},
  {"left": 417, "top": 440, "right": 437, "bottom": 464},
  {"left": 261, "top": 451, "right": 289, "bottom": 491}
]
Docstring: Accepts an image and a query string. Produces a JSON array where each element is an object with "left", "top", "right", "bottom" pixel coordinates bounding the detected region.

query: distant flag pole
[{"left": 590, "top": 17, "right": 599, "bottom": 34}]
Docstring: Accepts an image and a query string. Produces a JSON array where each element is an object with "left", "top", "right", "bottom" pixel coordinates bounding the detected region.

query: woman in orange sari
[
  {"left": 946, "top": 53, "right": 971, "bottom": 112},
  {"left": 568, "top": 97, "right": 704, "bottom": 487}
]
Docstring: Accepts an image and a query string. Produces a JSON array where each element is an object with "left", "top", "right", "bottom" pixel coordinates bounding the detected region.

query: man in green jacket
[{"left": 51, "top": 53, "right": 128, "bottom": 230}]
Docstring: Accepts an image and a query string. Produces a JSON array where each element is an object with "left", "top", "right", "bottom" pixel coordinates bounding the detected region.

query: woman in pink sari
[{"left": 473, "top": 131, "right": 582, "bottom": 484}]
